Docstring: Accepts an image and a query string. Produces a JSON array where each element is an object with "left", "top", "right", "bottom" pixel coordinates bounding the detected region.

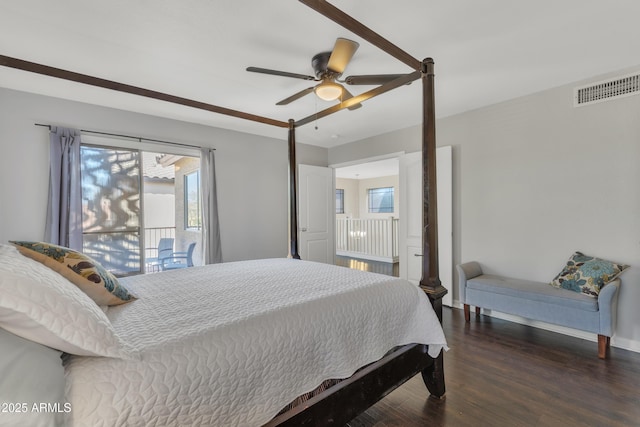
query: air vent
[{"left": 574, "top": 72, "right": 640, "bottom": 107}]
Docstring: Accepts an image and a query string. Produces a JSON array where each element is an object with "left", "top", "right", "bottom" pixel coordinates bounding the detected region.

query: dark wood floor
[
  {"left": 348, "top": 307, "right": 640, "bottom": 427},
  {"left": 336, "top": 256, "right": 399, "bottom": 277}
]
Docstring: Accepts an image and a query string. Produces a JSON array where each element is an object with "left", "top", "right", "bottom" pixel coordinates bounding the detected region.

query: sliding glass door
[
  {"left": 80, "top": 145, "right": 142, "bottom": 276},
  {"left": 79, "top": 140, "right": 204, "bottom": 275}
]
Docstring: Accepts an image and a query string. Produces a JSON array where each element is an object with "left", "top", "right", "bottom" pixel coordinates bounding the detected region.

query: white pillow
[{"left": 0, "top": 244, "right": 134, "bottom": 358}]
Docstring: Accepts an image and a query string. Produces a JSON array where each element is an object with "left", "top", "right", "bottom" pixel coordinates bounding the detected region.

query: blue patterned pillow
[{"left": 550, "top": 252, "right": 629, "bottom": 297}]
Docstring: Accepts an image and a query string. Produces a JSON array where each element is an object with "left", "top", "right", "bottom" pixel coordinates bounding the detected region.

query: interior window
[
  {"left": 336, "top": 189, "right": 345, "bottom": 214},
  {"left": 368, "top": 187, "right": 394, "bottom": 213}
]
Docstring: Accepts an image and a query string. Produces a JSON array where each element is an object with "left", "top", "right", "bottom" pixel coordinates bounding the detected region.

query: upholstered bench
[{"left": 456, "top": 260, "right": 623, "bottom": 359}]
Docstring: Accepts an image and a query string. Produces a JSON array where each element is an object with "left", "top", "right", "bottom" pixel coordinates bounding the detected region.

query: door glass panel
[{"left": 80, "top": 146, "right": 141, "bottom": 276}]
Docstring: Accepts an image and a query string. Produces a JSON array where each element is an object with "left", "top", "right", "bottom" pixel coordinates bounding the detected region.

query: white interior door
[
  {"left": 298, "top": 164, "right": 335, "bottom": 264},
  {"left": 399, "top": 147, "right": 453, "bottom": 306}
]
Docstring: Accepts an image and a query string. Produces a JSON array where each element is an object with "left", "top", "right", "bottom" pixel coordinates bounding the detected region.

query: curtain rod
[{"left": 34, "top": 123, "right": 214, "bottom": 150}]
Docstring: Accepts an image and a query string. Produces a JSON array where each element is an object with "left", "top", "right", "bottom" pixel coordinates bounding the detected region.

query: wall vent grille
[{"left": 574, "top": 72, "right": 640, "bottom": 106}]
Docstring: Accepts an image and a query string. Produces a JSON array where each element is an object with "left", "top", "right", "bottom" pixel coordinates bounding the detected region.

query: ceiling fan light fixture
[{"left": 314, "top": 80, "right": 343, "bottom": 101}]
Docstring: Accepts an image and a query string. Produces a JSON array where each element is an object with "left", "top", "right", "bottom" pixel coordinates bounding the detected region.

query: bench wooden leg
[
  {"left": 598, "top": 335, "right": 610, "bottom": 359},
  {"left": 464, "top": 305, "right": 482, "bottom": 322}
]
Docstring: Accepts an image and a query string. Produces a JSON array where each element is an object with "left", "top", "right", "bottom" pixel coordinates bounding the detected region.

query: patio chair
[
  {"left": 146, "top": 237, "right": 174, "bottom": 272},
  {"left": 161, "top": 242, "right": 196, "bottom": 270}
]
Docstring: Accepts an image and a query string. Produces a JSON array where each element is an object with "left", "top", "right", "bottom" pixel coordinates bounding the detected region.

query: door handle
[
  {"left": 301, "top": 227, "right": 308, "bottom": 232},
  {"left": 414, "top": 253, "right": 424, "bottom": 257}
]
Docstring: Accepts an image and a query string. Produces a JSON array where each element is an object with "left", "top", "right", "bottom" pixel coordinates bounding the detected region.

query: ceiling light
[{"left": 314, "top": 80, "right": 343, "bottom": 101}]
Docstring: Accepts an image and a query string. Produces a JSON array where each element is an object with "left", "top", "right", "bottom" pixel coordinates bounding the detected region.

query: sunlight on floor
[
  {"left": 348, "top": 258, "right": 371, "bottom": 272},
  {"left": 336, "top": 256, "right": 398, "bottom": 277}
]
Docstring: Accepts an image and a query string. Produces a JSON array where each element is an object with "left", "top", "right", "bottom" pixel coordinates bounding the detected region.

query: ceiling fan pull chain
[{"left": 314, "top": 97, "right": 319, "bottom": 130}]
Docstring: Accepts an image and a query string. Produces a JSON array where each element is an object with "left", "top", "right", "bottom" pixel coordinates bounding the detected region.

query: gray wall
[
  {"left": 329, "top": 67, "right": 640, "bottom": 352},
  {"left": 335, "top": 178, "right": 359, "bottom": 218},
  {"left": 0, "top": 87, "right": 328, "bottom": 262}
]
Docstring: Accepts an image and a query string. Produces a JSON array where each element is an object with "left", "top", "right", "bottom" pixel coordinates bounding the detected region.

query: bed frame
[
  {"left": 0, "top": 0, "right": 447, "bottom": 424},
  {"left": 278, "top": 2, "right": 448, "bottom": 423}
]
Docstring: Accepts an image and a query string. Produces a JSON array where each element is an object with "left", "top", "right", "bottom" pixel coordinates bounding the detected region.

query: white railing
[{"left": 336, "top": 217, "right": 399, "bottom": 263}]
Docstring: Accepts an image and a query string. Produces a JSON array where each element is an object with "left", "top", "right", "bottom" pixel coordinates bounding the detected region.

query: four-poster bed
[{"left": 0, "top": 0, "right": 447, "bottom": 425}]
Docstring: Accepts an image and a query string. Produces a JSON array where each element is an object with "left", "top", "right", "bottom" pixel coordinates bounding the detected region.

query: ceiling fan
[{"left": 247, "top": 38, "right": 408, "bottom": 109}]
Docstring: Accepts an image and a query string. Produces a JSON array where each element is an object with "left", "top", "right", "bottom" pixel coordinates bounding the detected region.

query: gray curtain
[
  {"left": 200, "top": 148, "right": 222, "bottom": 264},
  {"left": 44, "top": 127, "right": 83, "bottom": 250}
]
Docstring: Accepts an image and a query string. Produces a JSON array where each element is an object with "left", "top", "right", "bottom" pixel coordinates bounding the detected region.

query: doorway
[
  {"left": 334, "top": 157, "right": 400, "bottom": 277},
  {"left": 332, "top": 148, "right": 453, "bottom": 307}
]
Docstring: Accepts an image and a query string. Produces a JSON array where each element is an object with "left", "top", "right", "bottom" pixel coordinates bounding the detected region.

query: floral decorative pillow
[
  {"left": 10, "top": 241, "right": 136, "bottom": 306},
  {"left": 550, "top": 252, "right": 629, "bottom": 297}
]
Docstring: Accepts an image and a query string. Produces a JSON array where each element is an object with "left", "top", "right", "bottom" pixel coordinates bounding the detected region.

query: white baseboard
[
  {"left": 450, "top": 300, "right": 640, "bottom": 354},
  {"left": 610, "top": 336, "right": 640, "bottom": 354}
]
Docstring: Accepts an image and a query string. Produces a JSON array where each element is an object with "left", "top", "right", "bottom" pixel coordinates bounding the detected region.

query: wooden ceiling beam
[
  {"left": 299, "top": 0, "right": 422, "bottom": 71},
  {"left": 295, "top": 70, "right": 420, "bottom": 127},
  {"left": 2, "top": 1, "right": 427, "bottom": 132},
  {"left": 0, "top": 55, "right": 289, "bottom": 129}
]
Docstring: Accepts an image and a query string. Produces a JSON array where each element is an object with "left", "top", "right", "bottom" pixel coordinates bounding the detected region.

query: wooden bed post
[
  {"left": 418, "top": 58, "right": 448, "bottom": 313},
  {"left": 419, "top": 58, "right": 447, "bottom": 399},
  {"left": 288, "top": 119, "right": 301, "bottom": 259}
]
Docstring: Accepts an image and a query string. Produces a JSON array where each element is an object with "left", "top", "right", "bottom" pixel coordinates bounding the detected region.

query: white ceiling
[{"left": 2, "top": 0, "right": 640, "bottom": 148}]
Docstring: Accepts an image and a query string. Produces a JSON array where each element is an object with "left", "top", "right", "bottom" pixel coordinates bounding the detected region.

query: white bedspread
[{"left": 63, "top": 259, "right": 447, "bottom": 426}]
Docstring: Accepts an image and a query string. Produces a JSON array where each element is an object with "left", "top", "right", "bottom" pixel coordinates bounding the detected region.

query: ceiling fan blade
[
  {"left": 341, "top": 88, "right": 362, "bottom": 110},
  {"left": 327, "top": 38, "right": 359, "bottom": 75},
  {"left": 276, "top": 87, "right": 316, "bottom": 105},
  {"left": 344, "top": 74, "right": 409, "bottom": 86},
  {"left": 246, "top": 66, "right": 317, "bottom": 81}
]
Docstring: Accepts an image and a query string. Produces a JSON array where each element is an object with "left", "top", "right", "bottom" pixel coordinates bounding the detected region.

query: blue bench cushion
[{"left": 467, "top": 274, "right": 599, "bottom": 312}]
